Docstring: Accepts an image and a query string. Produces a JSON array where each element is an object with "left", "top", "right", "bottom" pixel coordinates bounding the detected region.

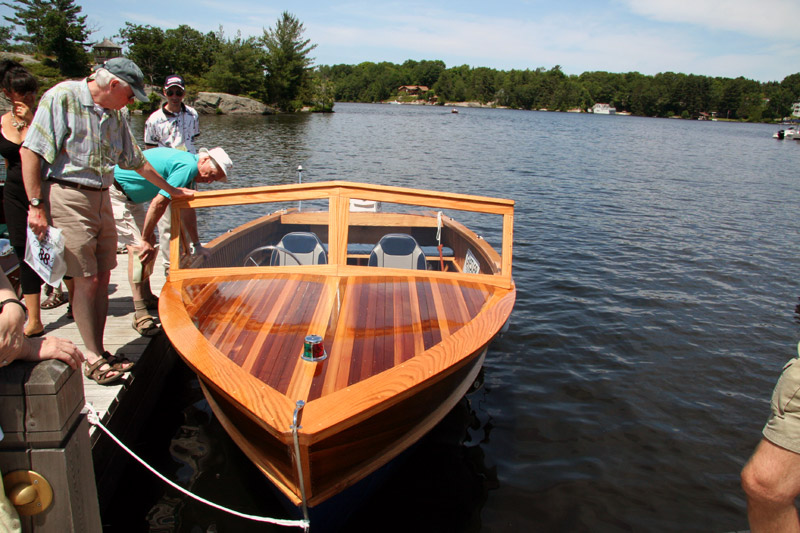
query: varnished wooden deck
[{"left": 179, "top": 273, "right": 497, "bottom": 402}]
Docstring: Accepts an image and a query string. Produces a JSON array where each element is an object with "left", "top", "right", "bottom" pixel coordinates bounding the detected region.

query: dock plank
[{"left": 39, "top": 252, "right": 167, "bottom": 426}]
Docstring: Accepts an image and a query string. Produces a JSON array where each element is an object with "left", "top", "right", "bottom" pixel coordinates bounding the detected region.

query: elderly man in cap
[
  {"left": 111, "top": 146, "right": 231, "bottom": 336},
  {"left": 144, "top": 73, "right": 201, "bottom": 274},
  {"left": 20, "top": 57, "right": 194, "bottom": 385}
]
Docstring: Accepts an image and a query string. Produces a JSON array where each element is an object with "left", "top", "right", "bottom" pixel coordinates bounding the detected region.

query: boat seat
[
  {"left": 367, "top": 234, "right": 426, "bottom": 270},
  {"left": 270, "top": 232, "right": 327, "bottom": 266}
]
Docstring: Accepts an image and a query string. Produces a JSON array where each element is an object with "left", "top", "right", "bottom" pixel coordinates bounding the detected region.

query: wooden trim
[
  {"left": 168, "top": 181, "right": 514, "bottom": 281},
  {"left": 165, "top": 265, "right": 514, "bottom": 290}
]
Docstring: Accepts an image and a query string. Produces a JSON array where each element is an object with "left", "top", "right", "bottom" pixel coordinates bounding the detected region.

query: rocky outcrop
[{"left": 190, "top": 92, "right": 274, "bottom": 115}]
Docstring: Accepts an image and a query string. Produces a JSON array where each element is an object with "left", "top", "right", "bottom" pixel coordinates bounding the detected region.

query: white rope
[
  {"left": 436, "top": 211, "right": 443, "bottom": 244},
  {"left": 84, "top": 402, "right": 310, "bottom": 531}
]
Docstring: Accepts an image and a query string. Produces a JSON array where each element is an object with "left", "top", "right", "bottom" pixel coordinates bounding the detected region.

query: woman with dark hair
[{"left": 0, "top": 59, "right": 53, "bottom": 336}]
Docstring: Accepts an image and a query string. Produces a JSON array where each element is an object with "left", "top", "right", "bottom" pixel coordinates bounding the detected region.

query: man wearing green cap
[{"left": 19, "top": 57, "right": 194, "bottom": 385}]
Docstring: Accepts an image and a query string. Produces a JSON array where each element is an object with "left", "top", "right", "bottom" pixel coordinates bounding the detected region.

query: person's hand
[
  {"left": 27, "top": 207, "right": 48, "bottom": 240},
  {"left": 171, "top": 187, "right": 195, "bottom": 199},
  {"left": 12, "top": 100, "right": 31, "bottom": 120},
  {"left": 192, "top": 243, "right": 211, "bottom": 259},
  {"left": 22, "top": 336, "right": 84, "bottom": 370},
  {"left": 137, "top": 239, "right": 157, "bottom": 265}
]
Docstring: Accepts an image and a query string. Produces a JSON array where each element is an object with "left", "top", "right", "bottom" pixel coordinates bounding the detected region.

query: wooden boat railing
[{"left": 168, "top": 181, "right": 515, "bottom": 289}]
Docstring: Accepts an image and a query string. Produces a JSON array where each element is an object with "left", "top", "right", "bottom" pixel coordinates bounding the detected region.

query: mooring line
[{"left": 84, "top": 402, "right": 310, "bottom": 531}]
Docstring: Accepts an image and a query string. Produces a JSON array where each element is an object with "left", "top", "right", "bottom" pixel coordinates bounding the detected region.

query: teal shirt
[{"left": 114, "top": 148, "right": 198, "bottom": 204}]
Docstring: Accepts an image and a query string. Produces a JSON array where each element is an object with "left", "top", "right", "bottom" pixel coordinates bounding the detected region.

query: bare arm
[
  {"left": 0, "top": 270, "right": 82, "bottom": 370},
  {"left": 136, "top": 194, "right": 171, "bottom": 265},
  {"left": 20, "top": 147, "right": 48, "bottom": 239}
]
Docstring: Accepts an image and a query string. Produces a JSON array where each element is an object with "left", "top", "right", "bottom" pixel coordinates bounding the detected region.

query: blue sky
[{"left": 4, "top": 0, "right": 798, "bottom": 82}]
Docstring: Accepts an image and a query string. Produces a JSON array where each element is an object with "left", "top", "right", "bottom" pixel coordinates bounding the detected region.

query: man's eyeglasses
[{"left": 166, "top": 88, "right": 184, "bottom": 97}]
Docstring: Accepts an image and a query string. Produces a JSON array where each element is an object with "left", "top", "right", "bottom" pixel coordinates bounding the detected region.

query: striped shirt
[{"left": 22, "top": 79, "right": 145, "bottom": 189}]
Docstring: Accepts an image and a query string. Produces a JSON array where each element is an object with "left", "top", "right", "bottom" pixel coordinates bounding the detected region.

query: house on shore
[{"left": 398, "top": 85, "right": 430, "bottom": 95}]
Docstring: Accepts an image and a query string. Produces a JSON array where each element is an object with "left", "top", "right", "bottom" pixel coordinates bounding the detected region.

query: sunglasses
[{"left": 166, "top": 88, "right": 184, "bottom": 97}]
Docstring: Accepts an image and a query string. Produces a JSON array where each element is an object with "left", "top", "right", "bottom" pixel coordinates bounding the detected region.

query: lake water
[{"left": 109, "top": 103, "right": 799, "bottom": 532}]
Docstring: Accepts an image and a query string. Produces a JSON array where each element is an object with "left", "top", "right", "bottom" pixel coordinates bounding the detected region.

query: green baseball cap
[{"left": 102, "top": 58, "right": 148, "bottom": 102}]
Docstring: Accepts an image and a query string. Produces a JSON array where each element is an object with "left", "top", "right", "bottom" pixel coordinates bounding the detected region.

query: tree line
[
  {"left": 321, "top": 61, "right": 800, "bottom": 121},
  {"left": 1, "top": 0, "right": 325, "bottom": 112},
  {"left": 1, "top": 0, "right": 798, "bottom": 120}
]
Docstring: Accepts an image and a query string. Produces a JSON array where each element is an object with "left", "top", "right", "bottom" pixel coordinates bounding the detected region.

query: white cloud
[{"left": 620, "top": 0, "right": 800, "bottom": 37}]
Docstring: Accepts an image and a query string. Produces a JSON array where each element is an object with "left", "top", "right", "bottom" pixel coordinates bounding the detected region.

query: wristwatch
[{"left": 29, "top": 198, "right": 43, "bottom": 207}]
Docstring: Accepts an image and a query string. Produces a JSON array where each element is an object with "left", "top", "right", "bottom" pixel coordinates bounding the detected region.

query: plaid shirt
[{"left": 23, "top": 79, "right": 145, "bottom": 189}]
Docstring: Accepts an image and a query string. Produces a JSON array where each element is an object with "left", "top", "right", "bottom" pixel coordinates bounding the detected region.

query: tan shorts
[
  {"left": 49, "top": 183, "right": 117, "bottom": 277},
  {"left": 110, "top": 185, "right": 145, "bottom": 248},
  {"left": 763, "top": 357, "right": 800, "bottom": 454}
]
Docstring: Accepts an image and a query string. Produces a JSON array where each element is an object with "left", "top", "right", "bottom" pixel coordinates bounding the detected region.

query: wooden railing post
[{"left": 0, "top": 360, "right": 101, "bottom": 532}]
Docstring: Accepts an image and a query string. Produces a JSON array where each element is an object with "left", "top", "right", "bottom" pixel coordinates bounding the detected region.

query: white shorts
[{"left": 110, "top": 185, "right": 146, "bottom": 248}]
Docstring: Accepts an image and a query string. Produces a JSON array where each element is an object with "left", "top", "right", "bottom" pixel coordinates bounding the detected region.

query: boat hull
[{"left": 196, "top": 343, "right": 487, "bottom": 507}]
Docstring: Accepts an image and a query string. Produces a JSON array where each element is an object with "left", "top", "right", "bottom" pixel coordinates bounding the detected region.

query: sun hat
[
  {"left": 199, "top": 147, "right": 233, "bottom": 181},
  {"left": 164, "top": 74, "right": 185, "bottom": 90},
  {"left": 102, "top": 58, "right": 148, "bottom": 102}
]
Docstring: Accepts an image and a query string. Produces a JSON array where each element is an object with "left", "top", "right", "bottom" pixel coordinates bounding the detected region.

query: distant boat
[
  {"left": 451, "top": 108, "right": 459, "bottom": 114},
  {"left": 774, "top": 127, "right": 800, "bottom": 140},
  {"left": 591, "top": 103, "right": 616, "bottom": 115},
  {"left": 160, "top": 181, "right": 516, "bottom": 517}
]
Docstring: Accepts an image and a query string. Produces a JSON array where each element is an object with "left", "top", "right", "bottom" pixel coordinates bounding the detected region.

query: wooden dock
[{"left": 39, "top": 251, "right": 169, "bottom": 430}]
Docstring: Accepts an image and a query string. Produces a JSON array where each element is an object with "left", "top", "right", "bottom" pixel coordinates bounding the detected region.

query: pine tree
[
  {"left": 260, "top": 12, "right": 317, "bottom": 111},
  {"left": 2, "top": 0, "right": 90, "bottom": 76}
]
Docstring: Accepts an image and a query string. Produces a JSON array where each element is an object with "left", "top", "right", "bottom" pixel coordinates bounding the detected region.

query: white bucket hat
[{"left": 199, "top": 147, "right": 233, "bottom": 181}]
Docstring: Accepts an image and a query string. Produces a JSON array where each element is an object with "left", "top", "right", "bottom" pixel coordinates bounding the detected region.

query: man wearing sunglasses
[
  {"left": 144, "top": 74, "right": 199, "bottom": 153},
  {"left": 144, "top": 74, "right": 201, "bottom": 275}
]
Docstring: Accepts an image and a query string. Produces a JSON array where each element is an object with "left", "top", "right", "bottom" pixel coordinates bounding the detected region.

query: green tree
[
  {"left": 260, "top": 11, "right": 317, "bottom": 111},
  {"left": 163, "top": 25, "right": 221, "bottom": 79},
  {"left": 116, "top": 23, "right": 167, "bottom": 84},
  {"left": 205, "top": 32, "right": 263, "bottom": 97},
  {"left": 3, "top": 0, "right": 90, "bottom": 76},
  {"left": 0, "top": 25, "right": 13, "bottom": 48}
]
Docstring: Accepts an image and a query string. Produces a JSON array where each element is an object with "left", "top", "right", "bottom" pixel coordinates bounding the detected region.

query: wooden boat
[{"left": 159, "top": 180, "right": 515, "bottom": 512}]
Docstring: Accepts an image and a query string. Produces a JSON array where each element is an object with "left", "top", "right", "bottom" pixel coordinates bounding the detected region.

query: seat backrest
[
  {"left": 271, "top": 232, "right": 327, "bottom": 266},
  {"left": 368, "top": 233, "right": 426, "bottom": 270}
]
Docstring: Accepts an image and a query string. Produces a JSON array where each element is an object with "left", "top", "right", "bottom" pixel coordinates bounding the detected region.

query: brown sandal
[
  {"left": 132, "top": 314, "right": 160, "bottom": 337},
  {"left": 84, "top": 357, "right": 122, "bottom": 385},
  {"left": 105, "top": 351, "right": 135, "bottom": 372},
  {"left": 41, "top": 286, "right": 68, "bottom": 309}
]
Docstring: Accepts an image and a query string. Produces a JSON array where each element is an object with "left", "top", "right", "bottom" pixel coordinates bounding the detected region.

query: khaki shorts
[
  {"left": 49, "top": 183, "right": 117, "bottom": 277},
  {"left": 110, "top": 185, "right": 145, "bottom": 248},
  {"left": 763, "top": 357, "right": 800, "bottom": 454}
]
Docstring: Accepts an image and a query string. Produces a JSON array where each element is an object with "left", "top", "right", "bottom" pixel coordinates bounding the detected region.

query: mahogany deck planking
[{"left": 183, "top": 274, "right": 492, "bottom": 402}]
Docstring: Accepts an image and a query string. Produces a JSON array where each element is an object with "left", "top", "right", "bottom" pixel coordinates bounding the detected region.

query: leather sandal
[
  {"left": 41, "top": 286, "right": 68, "bottom": 309},
  {"left": 105, "top": 351, "right": 135, "bottom": 372},
  {"left": 84, "top": 357, "right": 122, "bottom": 385},
  {"left": 132, "top": 314, "right": 160, "bottom": 337}
]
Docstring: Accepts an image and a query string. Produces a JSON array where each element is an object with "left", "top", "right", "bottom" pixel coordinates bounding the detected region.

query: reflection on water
[{"left": 115, "top": 104, "right": 800, "bottom": 531}]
